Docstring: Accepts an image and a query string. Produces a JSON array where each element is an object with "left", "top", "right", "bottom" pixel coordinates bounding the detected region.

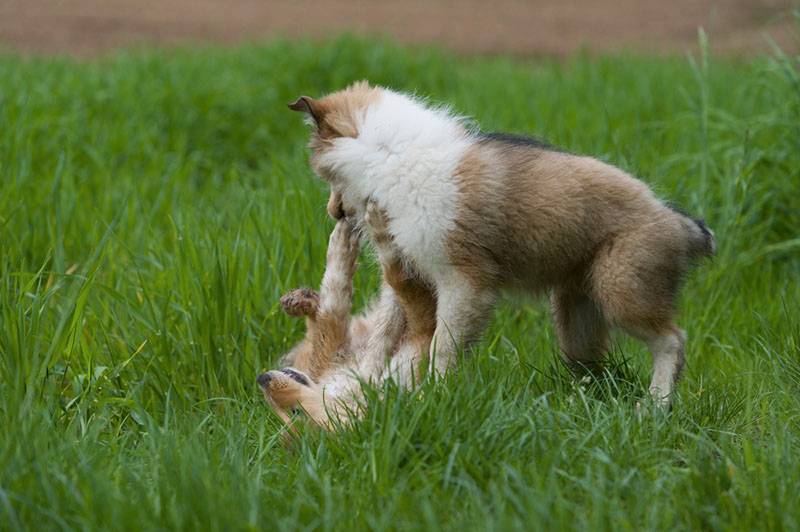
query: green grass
[{"left": 1, "top": 35, "right": 799, "bottom": 531}]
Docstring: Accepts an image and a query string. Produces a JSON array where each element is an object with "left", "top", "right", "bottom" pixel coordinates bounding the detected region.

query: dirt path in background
[{"left": 0, "top": 0, "right": 796, "bottom": 57}]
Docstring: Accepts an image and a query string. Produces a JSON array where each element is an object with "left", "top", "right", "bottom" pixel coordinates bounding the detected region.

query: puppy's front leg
[
  {"left": 364, "top": 199, "right": 400, "bottom": 266},
  {"left": 364, "top": 199, "right": 493, "bottom": 377},
  {"left": 429, "top": 274, "right": 496, "bottom": 376},
  {"left": 363, "top": 200, "right": 436, "bottom": 384},
  {"left": 317, "top": 219, "right": 360, "bottom": 321},
  {"left": 351, "top": 201, "right": 409, "bottom": 380},
  {"left": 310, "top": 219, "right": 360, "bottom": 374}
]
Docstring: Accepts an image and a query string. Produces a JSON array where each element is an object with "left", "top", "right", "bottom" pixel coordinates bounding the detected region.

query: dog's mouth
[
  {"left": 279, "top": 368, "right": 310, "bottom": 386},
  {"left": 256, "top": 368, "right": 311, "bottom": 389}
]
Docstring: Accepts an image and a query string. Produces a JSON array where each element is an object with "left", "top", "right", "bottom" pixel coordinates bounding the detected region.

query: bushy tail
[
  {"left": 667, "top": 203, "right": 716, "bottom": 259},
  {"left": 687, "top": 216, "right": 716, "bottom": 258}
]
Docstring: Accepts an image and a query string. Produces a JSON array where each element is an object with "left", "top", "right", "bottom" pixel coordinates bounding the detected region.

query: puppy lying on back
[
  {"left": 290, "top": 81, "right": 715, "bottom": 406},
  {"left": 257, "top": 203, "right": 435, "bottom": 430}
]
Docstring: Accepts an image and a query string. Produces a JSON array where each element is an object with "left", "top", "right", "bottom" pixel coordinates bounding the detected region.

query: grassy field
[{"left": 1, "top": 35, "right": 799, "bottom": 530}]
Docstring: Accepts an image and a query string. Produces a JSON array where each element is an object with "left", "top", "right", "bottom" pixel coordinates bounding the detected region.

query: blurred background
[{"left": 0, "top": 0, "right": 796, "bottom": 57}]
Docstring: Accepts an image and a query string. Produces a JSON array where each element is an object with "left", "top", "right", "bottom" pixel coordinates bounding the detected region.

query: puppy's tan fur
[
  {"left": 450, "top": 142, "right": 710, "bottom": 322},
  {"left": 258, "top": 205, "right": 435, "bottom": 430},
  {"left": 290, "top": 81, "right": 381, "bottom": 147},
  {"left": 290, "top": 82, "right": 715, "bottom": 405},
  {"left": 448, "top": 141, "right": 713, "bottom": 389}
]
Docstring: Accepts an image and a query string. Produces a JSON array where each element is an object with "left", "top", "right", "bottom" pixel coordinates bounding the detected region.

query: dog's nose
[{"left": 256, "top": 373, "right": 272, "bottom": 388}]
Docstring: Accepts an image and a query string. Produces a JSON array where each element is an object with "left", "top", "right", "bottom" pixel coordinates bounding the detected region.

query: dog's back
[{"left": 449, "top": 138, "right": 714, "bottom": 292}]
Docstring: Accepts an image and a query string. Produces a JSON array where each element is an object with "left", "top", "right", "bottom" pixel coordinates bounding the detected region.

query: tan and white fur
[
  {"left": 257, "top": 203, "right": 436, "bottom": 430},
  {"left": 289, "top": 81, "right": 716, "bottom": 406}
]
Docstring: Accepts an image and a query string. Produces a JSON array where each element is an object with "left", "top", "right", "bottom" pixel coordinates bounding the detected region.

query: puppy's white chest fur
[{"left": 320, "top": 91, "right": 472, "bottom": 280}]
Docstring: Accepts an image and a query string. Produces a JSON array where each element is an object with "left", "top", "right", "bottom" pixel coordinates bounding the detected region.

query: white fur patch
[
  {"left": 317, "top": 89, "right": 474, "bottom": 281},
  {"left": 318, "top": 372, "right": 358, "bottom": 399}
]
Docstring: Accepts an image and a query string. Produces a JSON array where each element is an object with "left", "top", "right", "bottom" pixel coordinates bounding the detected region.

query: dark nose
[{"left": 256, "top": 373, "right": 272, "bottom": 388}]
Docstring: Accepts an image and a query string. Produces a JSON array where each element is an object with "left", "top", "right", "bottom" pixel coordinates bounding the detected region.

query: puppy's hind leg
[
  {"left": 551, "top": 286, "right": 609, "bottom": 375},
  {"left": 590, "top": 225, "right": 689, "bottom": 407},
  {"left": 644, "top": 326, "right": 686, "bottom": 405}
]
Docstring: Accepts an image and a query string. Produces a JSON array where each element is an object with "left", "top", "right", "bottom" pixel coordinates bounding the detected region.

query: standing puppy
[{"left": 289, "top": 81, "right": 715, "bottom": 405}]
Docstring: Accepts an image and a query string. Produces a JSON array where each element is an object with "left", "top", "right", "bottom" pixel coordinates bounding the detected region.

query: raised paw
[
  {"left": 327, "top": 219, "right": 360, "bottom": 266},
  {"left": 364, "top": 199, "right": 391, "bottom": 243},
  {"left": 280, "top": 288, "right": 320, "bottom": 317}
]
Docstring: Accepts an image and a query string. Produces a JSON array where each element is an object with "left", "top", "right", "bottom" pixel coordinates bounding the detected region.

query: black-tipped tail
[
  {"left": 680, "top": 215, "right": 716, "bottom": 259},
  {"left": 692, "top": 217, "right": 716, "bottom": 257},
  {"left": 667, "top": 203, "right": 715, "bottom": 258}
]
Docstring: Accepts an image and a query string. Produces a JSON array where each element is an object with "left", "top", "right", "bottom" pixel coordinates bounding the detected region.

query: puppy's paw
[
  {"left": 280, "top": 288, "right": 319, "bottom": 317},
  {"left": 327, "top": 219, "right": 360, "bottom": 265},
  {"left": 364, "top": 199, "right": 391, "bottom": 242}
]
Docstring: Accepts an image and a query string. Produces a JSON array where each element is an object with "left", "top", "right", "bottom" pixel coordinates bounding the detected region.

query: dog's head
[
  {"left": 289, "top": 81, "right": 382, "bottom": 217},
  {"left": 288, "top": 80, "right": 381, "bottom": 160},
  {"left": 257, "top": 367, "right": 312, "bottom": 408},
  {"left": 256, "top": 366, "right": 316, "bottom": 437}
]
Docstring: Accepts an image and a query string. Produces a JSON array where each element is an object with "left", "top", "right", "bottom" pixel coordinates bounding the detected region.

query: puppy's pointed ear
[{"left": 288, "top": 96, "right": 322, "bottom": 126}]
